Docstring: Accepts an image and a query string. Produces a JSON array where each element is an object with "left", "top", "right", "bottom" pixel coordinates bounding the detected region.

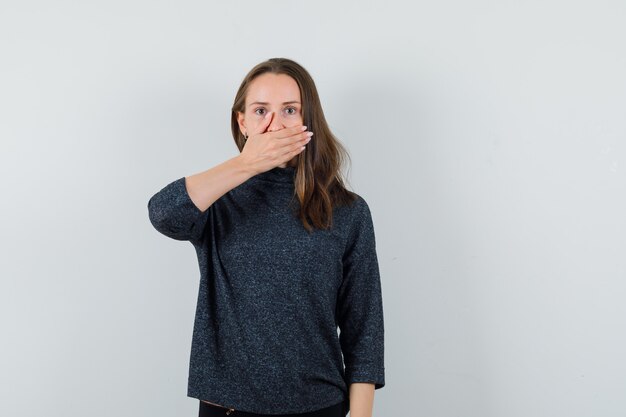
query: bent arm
[
  {"left": 184, "top": 155, "right": 255, "bottom": 212},
  {"left": 147, "top": 155, "right": 254, "bottom": 242}
]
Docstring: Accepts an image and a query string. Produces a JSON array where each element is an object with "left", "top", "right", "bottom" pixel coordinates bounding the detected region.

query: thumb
[{"left": 259, "top": 111, "right": 274, "bottom": 134}]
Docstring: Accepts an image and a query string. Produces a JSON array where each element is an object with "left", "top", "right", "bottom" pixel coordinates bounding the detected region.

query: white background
[{"left": 1, "top": 1, "right": 625, "bottom": 416}]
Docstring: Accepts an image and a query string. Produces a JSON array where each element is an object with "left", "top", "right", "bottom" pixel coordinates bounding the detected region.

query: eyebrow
[{"left": 248, "top": 101, "right": 301, "bottom": 107}]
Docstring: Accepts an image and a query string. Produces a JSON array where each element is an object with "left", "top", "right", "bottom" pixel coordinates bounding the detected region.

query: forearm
[
  {"left": 348, "top": 383, "right": 375, "bottom": 417},
  {"left": 185, "top": 155, "right": 254, "bottom": 212}
]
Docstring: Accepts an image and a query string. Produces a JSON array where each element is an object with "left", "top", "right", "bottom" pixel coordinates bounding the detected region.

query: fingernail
[{"left": 301, "top": 126, "right": 307, "bottom": 131}]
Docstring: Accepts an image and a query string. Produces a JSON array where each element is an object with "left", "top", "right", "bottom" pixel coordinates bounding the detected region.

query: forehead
[{"left": 246, "top": 73, "right": 301, "bottom": 104}]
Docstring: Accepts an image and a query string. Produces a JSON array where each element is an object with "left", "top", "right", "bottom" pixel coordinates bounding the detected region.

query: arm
[
  {"left": 147, "top": 155, "right": 254, "bottom": 242},
  {"left": 349, "top": 383, "right": 375, "bottom": 417},
  {"left": 184, "top": 155, "right": 256, "bottom": 212},
  {"left": 337, "top": 197, "right": 386, "bottom": 416}
]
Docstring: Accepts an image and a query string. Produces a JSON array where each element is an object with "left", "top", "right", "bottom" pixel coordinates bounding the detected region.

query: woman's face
[{"left": 237, "top": 72, "right": 304, "bottom": 137}]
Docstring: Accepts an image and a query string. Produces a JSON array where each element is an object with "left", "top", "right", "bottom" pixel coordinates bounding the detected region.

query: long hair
[{"left": 230, "top": 57, "right": 357, "bottom": 233}]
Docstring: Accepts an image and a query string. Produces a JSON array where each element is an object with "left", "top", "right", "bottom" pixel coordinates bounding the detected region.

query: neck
[{"left": 252, "top": 164, "right": 296, "bottom": 184}]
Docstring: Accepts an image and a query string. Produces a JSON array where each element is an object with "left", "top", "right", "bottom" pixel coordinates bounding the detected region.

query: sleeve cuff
[{"left": 344, "top": 366, "right": 386, "bottom": 389}]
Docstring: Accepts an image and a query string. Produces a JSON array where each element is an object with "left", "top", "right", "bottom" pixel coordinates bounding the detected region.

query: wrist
[{"left": 231, "top": 155, "right": 257, "bottom": 179}]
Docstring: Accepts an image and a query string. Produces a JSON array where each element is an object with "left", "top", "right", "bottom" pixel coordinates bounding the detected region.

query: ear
[{"left": 236, "top": 111, "right": 246, "bottom": 135}]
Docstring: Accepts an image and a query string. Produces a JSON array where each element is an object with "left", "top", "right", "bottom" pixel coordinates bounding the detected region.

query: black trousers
[{"left": 198, "top": 400, "right": 346, "bottom": 417}]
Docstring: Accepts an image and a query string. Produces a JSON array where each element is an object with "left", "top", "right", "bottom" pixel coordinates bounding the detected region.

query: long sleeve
[
  {"left": 147, "top": 176, "right": 210, "bottom": 243},
  {"left": 336, "top": 197, "right": 385, "bottom": 389}
]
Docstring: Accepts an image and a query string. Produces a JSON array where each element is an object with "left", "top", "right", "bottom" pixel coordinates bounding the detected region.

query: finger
[
  {"left": 272, "top": 124, "right": 309, "bottom": 140},
  {"left": 280, "top": 132, "right": 311, "bottom": 156},
  {"left": 279, "top": 140, "right": 306, "bottom": 160},
  {"left": 256, "top": 111, "right": 274, "bottom": 135}
]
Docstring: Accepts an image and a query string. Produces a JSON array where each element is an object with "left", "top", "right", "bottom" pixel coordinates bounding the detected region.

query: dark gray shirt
[{"left": 147, "top": 165, "right": 385, "bottom": 414}]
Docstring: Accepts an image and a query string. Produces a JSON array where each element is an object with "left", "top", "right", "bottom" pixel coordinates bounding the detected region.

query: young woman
[{"left": 148, "top": 58, "right": 385, "bottom": 417}]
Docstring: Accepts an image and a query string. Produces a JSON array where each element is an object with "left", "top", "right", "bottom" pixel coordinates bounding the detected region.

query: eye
[
  {"left": 253, "top": 106, "right": 299, "bottom": 116},
  {"left": 285, "top": 106, "right": 298, "bottom": 115}
]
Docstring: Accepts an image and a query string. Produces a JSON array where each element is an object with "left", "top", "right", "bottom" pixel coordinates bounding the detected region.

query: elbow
[
  {"left": 147, "top": 197, "right": 177, "bottom": 239},
  {"left": 147, "top": 196, "right": 164, "bottom": 231}
]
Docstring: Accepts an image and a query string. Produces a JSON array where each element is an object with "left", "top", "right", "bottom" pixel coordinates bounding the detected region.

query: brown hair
[{"left": 230, "top": 57, "right": 357, "bottom": 233}]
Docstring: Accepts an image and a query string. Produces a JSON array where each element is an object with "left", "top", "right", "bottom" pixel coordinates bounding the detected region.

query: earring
[{"left": 244, "top": 132, "right": 248, "bottom": 141}]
